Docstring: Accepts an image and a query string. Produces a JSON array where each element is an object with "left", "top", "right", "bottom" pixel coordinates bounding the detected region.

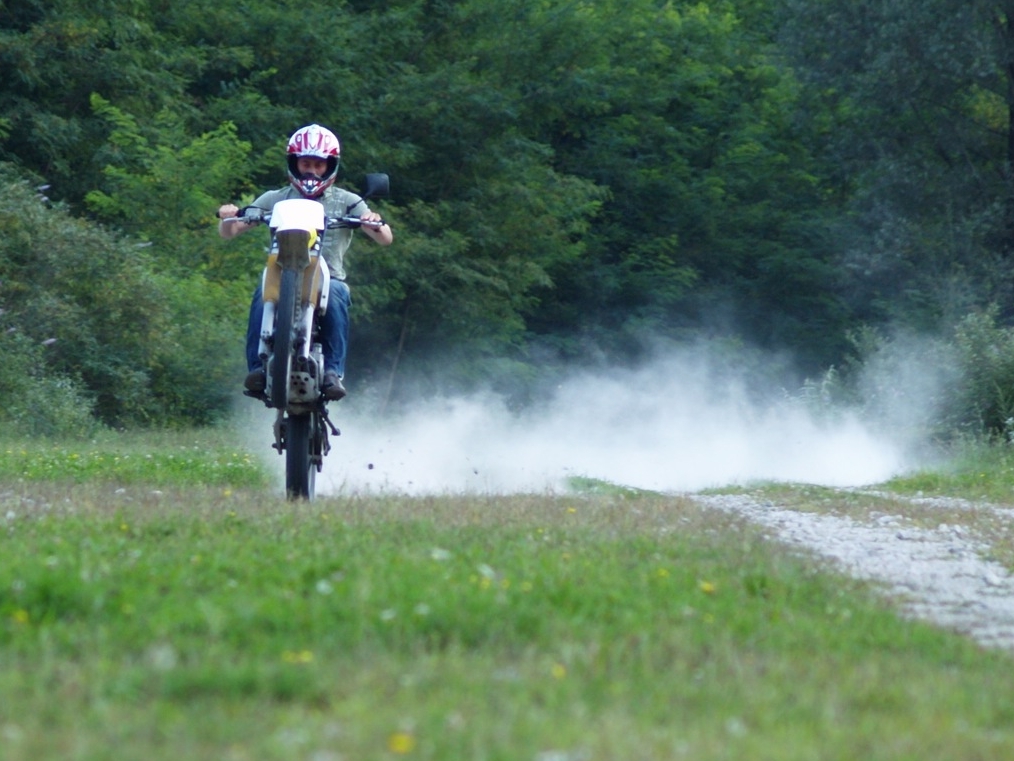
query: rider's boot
[
  {"left": 244, "top": 368, "right": 266, "bottom": 393},
  {"left": 322, "top": 371, "right": 346, "bottom": 401}
]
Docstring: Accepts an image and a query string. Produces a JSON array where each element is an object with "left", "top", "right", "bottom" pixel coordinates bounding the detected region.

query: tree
[
  {"left": 779, "top": 0, "right": 1014, "bottom": 330},
  {"left": 85, "top": 99, "right": 260, "bottom": 281}
]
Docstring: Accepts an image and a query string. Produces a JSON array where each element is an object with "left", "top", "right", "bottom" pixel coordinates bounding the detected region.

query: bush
[
  {"left": 948, "top": 308, "right": 1014, "bottom": 440},
  {"left": 0, "top": 330, "right": 97, "bottom": 437},
  {"left": 810, "top": 311, "right": 1014, "bottom": 444},
  {"left": 147, "top": 274, "right": 248, "bottom": 427},
  {"left": 0, "top": 163, "right": 246, "bottom": 430}
]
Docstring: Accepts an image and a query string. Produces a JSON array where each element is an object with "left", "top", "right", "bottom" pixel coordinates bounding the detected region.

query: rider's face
[{"left": 296, "top": 157, "right": 329, "bottom": 177}]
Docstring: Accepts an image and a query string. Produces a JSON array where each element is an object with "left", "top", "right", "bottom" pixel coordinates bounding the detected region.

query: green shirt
[{"left": 251, "top": 185, "right": 371, "bottom": 281}]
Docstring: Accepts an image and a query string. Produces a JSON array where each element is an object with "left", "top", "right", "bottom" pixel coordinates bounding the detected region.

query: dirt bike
[{"left": 223, "top": 173, "right": 389, "bottom": 499}]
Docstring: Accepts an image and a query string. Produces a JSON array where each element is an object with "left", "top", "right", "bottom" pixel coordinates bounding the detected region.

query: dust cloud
[{"left": 255, "top": 353, "right": 918, "bottom": 496}]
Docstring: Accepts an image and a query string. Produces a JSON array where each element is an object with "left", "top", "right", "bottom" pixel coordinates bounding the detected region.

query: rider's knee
[{"left": 330, "top": 279, "right": 351, "bottom": 304}]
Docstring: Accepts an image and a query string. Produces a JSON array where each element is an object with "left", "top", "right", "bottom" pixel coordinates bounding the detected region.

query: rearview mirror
[{"left": 362, "top": 173, "right": 390, "bottom": 199}]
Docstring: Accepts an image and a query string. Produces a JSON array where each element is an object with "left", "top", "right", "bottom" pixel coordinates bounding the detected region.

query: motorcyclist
[{"left": 217, "top": 124, "right": 393, "bottom": 401}]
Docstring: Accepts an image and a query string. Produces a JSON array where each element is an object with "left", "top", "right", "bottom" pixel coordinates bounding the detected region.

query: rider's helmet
[{"left": 286, "top": 124, "right": 341, "bottom": 198}]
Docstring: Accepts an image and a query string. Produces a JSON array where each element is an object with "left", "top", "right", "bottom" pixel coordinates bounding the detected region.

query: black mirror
[{"left": 362, "top": 173, "right": 390, "bottom": 199}]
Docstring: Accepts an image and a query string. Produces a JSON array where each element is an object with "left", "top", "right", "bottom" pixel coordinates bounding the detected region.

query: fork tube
[{"left": 259, "top": 301, "right": 276, "bottom": 362}]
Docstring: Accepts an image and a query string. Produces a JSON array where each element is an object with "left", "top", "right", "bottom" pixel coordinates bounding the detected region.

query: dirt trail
[{"left": 694, "top": 493, "right": 1014, "bottom": 651}]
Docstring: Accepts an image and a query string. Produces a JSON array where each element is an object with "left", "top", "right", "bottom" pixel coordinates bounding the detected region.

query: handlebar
[{"left": 218, "top": 206, "right": 386, "bottom": 230}]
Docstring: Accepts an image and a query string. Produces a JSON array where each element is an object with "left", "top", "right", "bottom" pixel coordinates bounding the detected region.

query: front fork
[
  {"left": 272, "top": 405, "right": 340, "bottom": 466},
  {"left": 258, "top": 259, "right": 331, "bottom": 404}
]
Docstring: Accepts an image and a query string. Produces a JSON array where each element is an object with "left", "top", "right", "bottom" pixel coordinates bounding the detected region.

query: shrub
[
  {"left": 948, "top": 308, "right": 1014, "bottom": 440},
  {"left": 0, "top": 330, "right": 96, "bottom": 437},
  {"left": 0, "top": 163, "right": 246, "bottom": 430}
]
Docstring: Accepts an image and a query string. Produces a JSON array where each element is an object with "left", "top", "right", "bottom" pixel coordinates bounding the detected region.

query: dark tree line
[{"left": 4, "top": 0, "right": 1014, "bottom": 432}]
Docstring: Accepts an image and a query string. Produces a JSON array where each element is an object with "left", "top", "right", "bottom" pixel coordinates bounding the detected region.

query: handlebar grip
[
  {"left": 219, "top": 205, "right": 268, "bottom": 224},
  {"left": 327, "top": 215, "right": 387, "bottom": 230}
]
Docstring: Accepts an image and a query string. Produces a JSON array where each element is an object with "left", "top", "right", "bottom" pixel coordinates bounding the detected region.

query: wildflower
[
  {"left": 698, "top": 580, "right": 717, "bottom": 595},
  {"left": 551, "top": 663, "right": 566, "bottom": 680},
  {"left": 387, "top": 731, "right": 416, "bottom": 754}
]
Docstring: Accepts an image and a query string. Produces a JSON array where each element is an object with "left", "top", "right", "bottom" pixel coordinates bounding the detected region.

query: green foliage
[
  {"left": 793, "top": 310, "right": 1014, "bottom": 445},
  {"left": 0, "top": 329, "right": 96, "bottom": 438},
  {"left": 948, "top": 308, "right": 1014, "bottom": 438},
  {"left": 86, "top": 99, "right": 258, "bottom": 281},
  {"left": 146, "top": 274, "right": 249, "bottom": 427},
  {"left": 0, "top": 165, "right": 166, "bottom": 425},
  {"left": 0, "top": 163, "right": 245, "bottom": 428},
  {"left": 779, "top": 0, "right": 1014, "bottom": 332},
  {"left": 7, "top": 0, "right": 1014, "bottom": 435}
]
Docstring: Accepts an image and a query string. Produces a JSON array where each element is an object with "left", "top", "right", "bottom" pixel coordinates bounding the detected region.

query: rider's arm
[
  {"left": 216, "top": 204, "right": 251, "bottom": 239},
  {"left": 359, "top": 210, "right": 393, "bottom": 245}
]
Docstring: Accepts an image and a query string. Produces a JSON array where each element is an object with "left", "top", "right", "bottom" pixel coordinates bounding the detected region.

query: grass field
[{"left": 3, "top": 431, "right": 1014, "bottom": 760}]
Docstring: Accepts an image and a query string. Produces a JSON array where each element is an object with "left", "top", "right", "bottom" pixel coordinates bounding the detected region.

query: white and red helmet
[{"left": 286, "top": 124, "right": 341, "bottom": 197}]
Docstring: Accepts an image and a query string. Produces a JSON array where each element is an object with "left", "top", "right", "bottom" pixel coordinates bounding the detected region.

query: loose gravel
[{"left": 695, "top": 493, "right": 1014, "bottom": 651}]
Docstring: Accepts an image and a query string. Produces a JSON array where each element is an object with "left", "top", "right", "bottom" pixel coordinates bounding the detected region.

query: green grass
[
  {"left": 0, "top": 428, "right": 269, "bottom": 489},
  {"left": 883, "top": 438, "right": 1014, "bottom": 503},
  {"left": 3, "top": 433, "right": 1014, "bottom": 759}
]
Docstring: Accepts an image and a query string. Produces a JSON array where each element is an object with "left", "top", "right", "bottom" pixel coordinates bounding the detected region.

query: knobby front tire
[
  {"left": 271, "top": 267, "right": 298, "bottom": 410},
  {"left": 285, "top": 412, "right": 315, "bottom": 499}
]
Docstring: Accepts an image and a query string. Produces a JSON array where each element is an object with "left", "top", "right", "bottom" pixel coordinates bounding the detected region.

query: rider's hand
[
  {"left": 360, "top": 211, "right": 384, "bottom": 228},
  {"left": 359, "top": 210, "right": 393, "bottom": 245},
  {"left": 217, "top": 204, "right": 248, "bottom": 239}
]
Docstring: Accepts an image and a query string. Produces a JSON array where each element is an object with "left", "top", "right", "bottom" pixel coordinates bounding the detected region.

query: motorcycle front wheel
[
  {"left": 285, "top": 412, "right": 315, "bottom": 500},
  {"left": 270, "top": 268, "right": 298, "bottom": 409}
]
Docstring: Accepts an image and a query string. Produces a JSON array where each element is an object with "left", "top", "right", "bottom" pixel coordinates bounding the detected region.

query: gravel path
[{"left": 695, "top": 493, "right": 1014, "bottom": 651}]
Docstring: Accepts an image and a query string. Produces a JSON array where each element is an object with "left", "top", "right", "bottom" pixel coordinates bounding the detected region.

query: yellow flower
[
  {"left": 698, "top": 580, "right": 717, "bottom": 595},
  {"left": 387, "top": 731, "right": 416, "bottom": 754},
  {"left": 11, "top": 609, "right": 29, "bottom": 625},
  {"left": 551, "top": 663, "right": 567, "bottom": 680}
]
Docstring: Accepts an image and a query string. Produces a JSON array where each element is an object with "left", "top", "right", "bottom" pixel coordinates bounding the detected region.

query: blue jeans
[{"left": 246, "top": 279, "right": 351, "bottom": 377}]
